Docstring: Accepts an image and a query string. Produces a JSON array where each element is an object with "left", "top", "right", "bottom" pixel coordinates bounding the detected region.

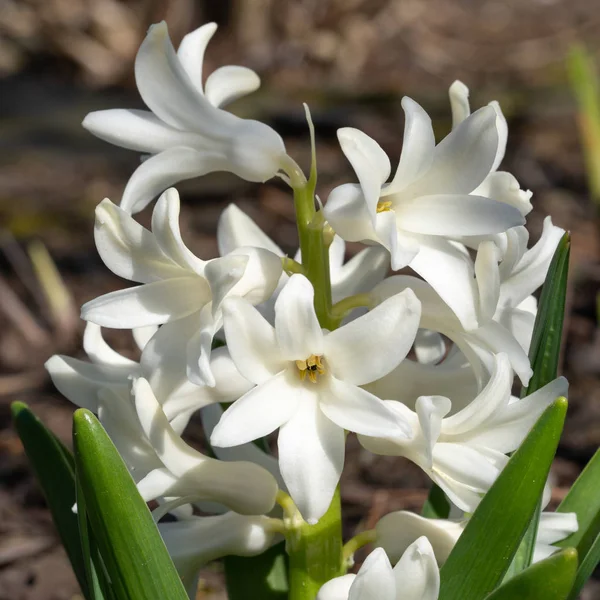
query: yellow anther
[
  {"left": 295, "top": 354, "right": 325, "bottom": 383},
  {"left": 376, "top": 200, "right": 393, "bottom": 213}
]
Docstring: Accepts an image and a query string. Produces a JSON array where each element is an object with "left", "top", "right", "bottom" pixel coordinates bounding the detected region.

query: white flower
[
  {"left": 448, "top": 81, "right": 533, "bottom": 217},
  {"left": 324, "top": 98, "right": 525, "bottom": 329},
  {"left": 159, "top": 512, "right": 280, "bottom": 596},
  {"left": 316, "top": 539, "right": 439, "bottom": 600},
  {"left": 360, "top": 353, "right": 568, "bottom": 512},
  {"left": 80, "top": 188, "right": 281, "bottom": 386},
  {"left": 133, "top": 377, "right": 279, "bottom": 516},
  {"left": 218, "top": 203, "right": 390, "bottom": 312},
  {"left": 82, "top": 21, "right": 286, "bottom": 213},
  {"left": 375, "top": 508, "right": 578, "bottom": 566},
  {"left": 210, "top": 274, "right": 421, "bottom": 523}
]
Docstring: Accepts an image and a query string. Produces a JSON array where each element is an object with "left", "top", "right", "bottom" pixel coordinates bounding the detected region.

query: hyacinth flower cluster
[{"left": 25, "top": 19, "right": 593, "bottom": 600}]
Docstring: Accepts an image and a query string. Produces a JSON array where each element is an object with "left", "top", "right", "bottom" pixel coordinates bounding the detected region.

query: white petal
[
  {"left": 133, "top": 325, "right": 159, "bottom": 350},
  {"left": 185, "top": 303, "right": 221, "bottom": 387},
  {"left": 472, "top": 171, "right": 533, "bottom": 217},
  {"left": 328, "top": 235, "right": 347, "bottom": 274},
  {"left": 324, "top": 289, "right": 421, "bottom": 385},
  {"left": 331, "top": 246, "right": 389, "bottom": 304},
  {"left": 83, "top": 322, "right": 137, "bottom": 368},
  {"left": 415, "top": 395, "right": 452, "bottom": 468},
  {"left": 135, "top": 22, "right": 226, "bottom": 133},
  {"left": 279, "top": 394, "right": 345, "bottom": 524},
  {"left": 404, "top": 106, "right": 498, "bottom": 198},
  {"left": 120, "top": 147, "right": 230, "bottom": 214},
  {"left": 391, "top": 537, "right": 440, "bottom": 600},
  {"left": 320, "top": 377, "right": 411, "bottom": 438},
  {"left": 475, "top": 241, "right": 501, "bottom": 322},
  {"left": 337, "top": 128, "right": 390, "bottom": 222},
  {"left": 81, "top": 277, "right": 209, "bottom": 328},
  {"left": 376, "top": 511, "right": 462, "bottom": 565},
  {"left": 275, "top": 274, "right": 324, "bottom": 360},
  {"left": 317, "top": 575, "right": 356, "bottom": 600},
  {"left": 395, "top": 194, "right": 524, "bottom": 237},
  {"left": 324, "top": 183, "right": 379, "bottom": 243},
  {"left": 205, "top": 255, "right": 250, "bottom": 310},
  {"left": 205, "top": 65, "right": 261, "bottom": 107},
  {"left": 94, "top": 198, "right": 182, "bottom": 283},
  {"left": 537, "top": 512, "right": 578, "bottom": 546},
  {"left": 45, "top": 355, "right": 128, "bottom": 411},
  {"left": 176, "top": 22, "right": 217, "bottom": 94},
  {"left": 414, "top": 329, "right": 446, "bottom": 365},
  {"left": 375, "top": 210, "right": 420, "bottom": 271},
  {"left": 449, "top": 80, "right": 470, "bottom": 128},
  {"left": 82, "top": 109, "right": 198, "bottom": 154},
  {"left": 348, "top": 548, "right": 396, "bottom": 600},
  {"left": 217, "top": 203, "right": 283, "bottom": 256},
  {"left": 489, "top": 101, "right": 508, "bottom": 172},
  {"left": 210, "top": 370, "right": 300, "bottom": 447},
  {"left": 408, "top": 236, "right": 479, "bottom": 331},
  {"left": 387, "top": 97, "right": 435, "bottom": 193},
  {"left": 151, "top": 189, "right": 206, "bottom": 272},
  {"left": 222, "top": 297, "right": 284, "bottom": 384}
]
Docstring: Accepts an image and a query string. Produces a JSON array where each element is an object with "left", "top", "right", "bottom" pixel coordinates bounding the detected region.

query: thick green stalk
[{"left": 287, "top": 489, "right": 344, "bottom": 600}]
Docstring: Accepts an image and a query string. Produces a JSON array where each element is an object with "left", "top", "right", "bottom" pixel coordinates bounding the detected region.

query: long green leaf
[
  {"left": 484, "top": 548, "right": 577, "bottom": 600},
  {"left": 556, "top": 448, "right": 600, "bottom": 559},
  {"left": 224, "top": 541, "right": 289, "bottom": 600},
  {"left": 73, "top": 409, "right": 188, "bottom": 600},
  {"left": 568, "top": 533, "right": 600, "bottom": 600},
  {"left": 438, "top": 397, "right": 568, "bottom": 600},
  {"left": 12, "top": 402, "right": 90, "bottom": 598},
  {"left": 509, "top": 233, "right": 571, "bottom": 574}
]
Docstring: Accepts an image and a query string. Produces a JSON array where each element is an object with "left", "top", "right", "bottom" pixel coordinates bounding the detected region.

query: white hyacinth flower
[
  {"left": 448, "top": 81, "right": 533, "bottom": 217},
  {"left": 324, "top": 98, "right": 525, "bottom": 329},
  {"left": 375, "top": 508, "right": 578, "bottom": 566},
  {"left": 316, "top": 539, "right": 439, "bottom": 600},
  {"left": 81, "top": 188, "right": 281, "bottom": 386},
  {"left": 83, "top": 21, "right": 287, "bottom": 213},
  {"left": 133, "top": 377, "right": 279, "bottom": 516},
  {"left": 218, "top": 203, "right": 390, "bottom": 310},
  {"left": 210, "top": 274, "right": 421, "bottom": 523},
  {"left": 360, "top": 353, "right": 568, "bottom": 512},
  {"left": 159, "top": 512, "right": 281, "bottom": 596}
]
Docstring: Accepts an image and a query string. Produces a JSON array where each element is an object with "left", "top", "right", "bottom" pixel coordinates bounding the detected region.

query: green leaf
[
  {"left": 556, "top": 448, "right": 600, "bottom": 559},
  {"left": 568, "top": 533, "right": 600, "bottom": 600},
  {"left": 484, "top": 548, "right": 578, "bottom": 600},
  {"left": 224, "top": 542, "right": 289, "bottom": 600},
  {"left": 73, "top": 409, "right": 188, "bottom": 600},
  {"left": 438, "top": 397, "right": 568, "bottom": 600},
  {"left": 422, "top": 484, "right": 450, "bottom": 519},
  {"left": 12, "top": 402, "right": 89, "bottom": 598}
]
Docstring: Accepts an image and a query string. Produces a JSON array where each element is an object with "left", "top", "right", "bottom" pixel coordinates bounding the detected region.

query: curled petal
[
  {"left": 449, "top": 80, "right": 470, "bottom": 128},
  {"left": 176, "top": 22, "right": 217, "bottom": 94},
  {"left": 205, "top": 65, "right": 261, "bottom": 107},
  {"left": 83, "top": 322, "right": 137, "bottom": 368}
]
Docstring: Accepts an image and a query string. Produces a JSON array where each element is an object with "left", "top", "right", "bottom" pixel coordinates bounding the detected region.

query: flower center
[
  {"left": 376, "top": 200, "right": 393, "bottom": 213},
  {"left": 295, "top": 354, "right": 325, "bottom": 384}
]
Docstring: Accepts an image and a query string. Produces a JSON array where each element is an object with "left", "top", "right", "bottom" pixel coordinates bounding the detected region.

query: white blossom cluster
[{"left": 46, "top": 22, "right": 577, "bottom": 598}]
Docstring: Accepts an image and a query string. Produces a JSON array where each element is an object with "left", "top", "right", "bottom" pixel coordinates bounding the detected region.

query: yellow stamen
[
  {"left": 376, "top": 200, "right": 393, "bottom": 213},
  {"left": 295, "top": 354, "right": 325, "bottom": 383}
]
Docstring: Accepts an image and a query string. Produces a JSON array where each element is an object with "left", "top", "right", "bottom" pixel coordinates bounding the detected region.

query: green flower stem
[
  {"left": 342, "top": 529, "right": 377, "bottom": 566},
  {"left": 287, "top": 488, "right": 344, "bottom": 600},
  {"left": 331, "top": 293, "right": 373, "bottom": 327},
  {"left": 282, "top": 256, "right": 305, "bottom": 276}
]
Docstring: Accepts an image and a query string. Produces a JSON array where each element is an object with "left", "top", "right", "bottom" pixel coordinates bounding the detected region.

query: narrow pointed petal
[
  {"left": 391, "top": 537, "right": 440, "bottom": 600},
  {"left": 395, "top": 194, "right": 524, "bottom": 237},
  {"left": 151, "top": 189, "right": 206, "bottom": 272},
  {"left": 82, "top": 109, "right": 196, "bottom": 153},
  {"left": 120, "top": 147, "right": 229, "bottom": 214},
  {"left": 348, "top": 548, "right": 396, "bottom": 600},
  {"left": 222, "top": 297, "right": 284, "bottom": 384},
  {"left": 278, "top": 394, "right": 345, "bottom": 524},
  {"left": 275, "top": 274, "right": 324, "bottom": 360},
  {"left": 81, "top": 277, "right": 210, "bottom": 328},
  {"left": 94, "top": 198, "right": 182, "bottom": 283},
  {"left": 176, "top": 22, "right": 217, "bottom": 94},
  {"left": 449, "top": 80, "right": 470, "bottom": 128},
  {"left": 205, "top": 65, "right": 261, "bottom": 107},
  {"left": 409, "top": 235, "right": 479, "bottom": 331},
  {"left": 324, "top": 289, "right": 421, "bottom": 385},
  {"left": 320, "top": 377, "right": 411, "bottom": 437},
  {"left": 337, "top": 128, "right": 390, "bottom": 222},
  {"left": 489, "top": 100, "right": 508, "bottom": 171},
  {"left": 211, "top": 370, "right": 300, "bottom": 447},
  {"left": 387, "top": 97, "right": 435, "bottom": 193},
  {"left": 217, "top": 203, "right": 283, "bottom": 256}
]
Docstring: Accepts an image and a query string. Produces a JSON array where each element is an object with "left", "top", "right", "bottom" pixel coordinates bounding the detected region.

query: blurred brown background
[{"left": 1, "top": 0, "right": 600, "bottom": 598}]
